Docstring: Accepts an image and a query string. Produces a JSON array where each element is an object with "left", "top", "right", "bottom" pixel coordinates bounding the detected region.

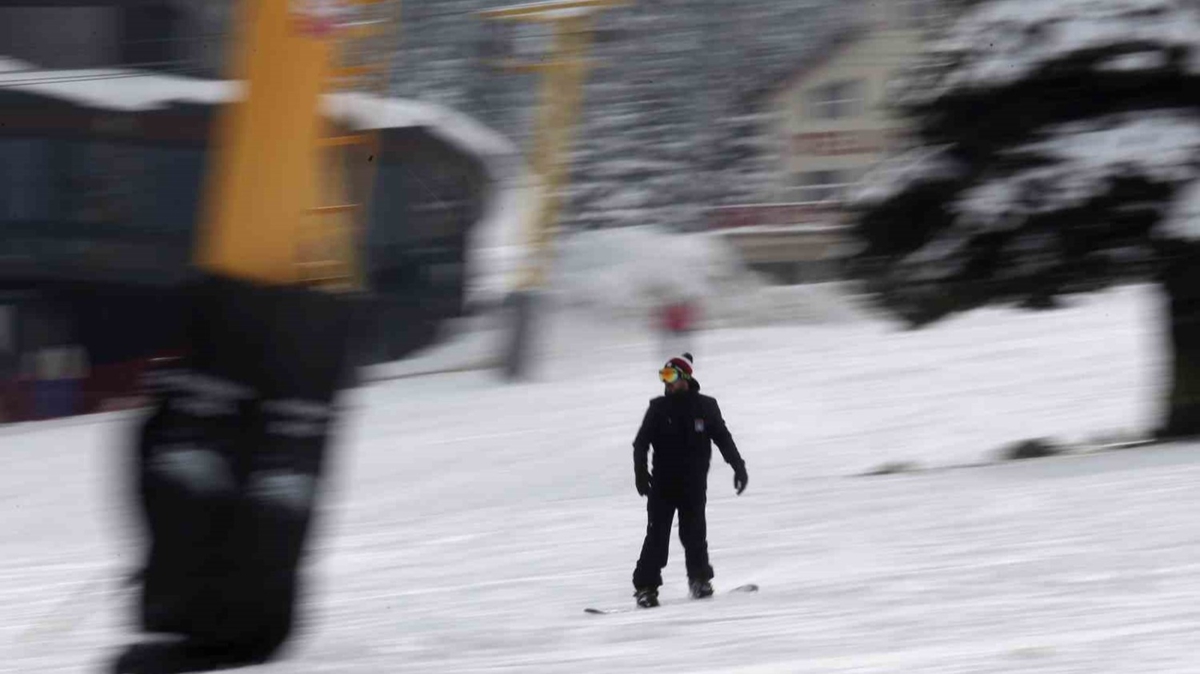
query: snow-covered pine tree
[{"left": 850, "top": 0, "right": 1200, "bottom": 438}]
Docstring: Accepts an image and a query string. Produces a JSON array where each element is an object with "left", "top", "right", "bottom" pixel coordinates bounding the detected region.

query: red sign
[
  {"left": 291, "top": 0, "right": 352, "bottom": 38},
  {"left": 706, "top": 203, "right": 840, "bottom": 230},
  {"left": 792, "top": 130, "right": 892, "bottom": 157}
]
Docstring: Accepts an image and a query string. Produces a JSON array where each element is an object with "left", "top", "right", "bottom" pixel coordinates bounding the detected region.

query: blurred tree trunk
[{"left": 1161, "top": 242, "right": 1200, "bottom": 439}]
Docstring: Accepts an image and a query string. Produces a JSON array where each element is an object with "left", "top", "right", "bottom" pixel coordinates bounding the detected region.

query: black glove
[
  {"left": 635, "top": 466, "right": 652, "bottom": 497},
  {"left": 733, "top": 463, "right": 748, "bottom": 495}
]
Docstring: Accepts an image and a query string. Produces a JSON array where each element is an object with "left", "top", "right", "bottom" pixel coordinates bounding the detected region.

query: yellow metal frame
[
  {"left": 481, "top": 0, "right": 630, "bottom": 292},
  {"left": 302, "top": 0, "right": 402, "bottom": 291},
  {"left": 196, "top": 0, "right": 401, "bottom": 291}
]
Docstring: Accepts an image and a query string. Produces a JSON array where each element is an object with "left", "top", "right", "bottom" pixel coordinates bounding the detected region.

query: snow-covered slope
[{"left": 6, "top": 281, "right": 1189, "bottom": 673}]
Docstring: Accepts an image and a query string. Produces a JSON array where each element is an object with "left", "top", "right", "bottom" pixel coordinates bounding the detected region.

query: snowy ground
[{"left": 7, "top": 283, "right": 1200, "bottom": 673}]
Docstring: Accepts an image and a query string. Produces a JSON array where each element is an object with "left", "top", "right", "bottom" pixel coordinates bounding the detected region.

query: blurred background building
[
  {"left": 711, "top": 0, "right": 951, "bottom": 284},
  {"left": 0, "top": 0, "right": 963, "bottom": 421},
  {"left": 0, "top": 1, "right": 231, "bottom": 76},
  {"left": 764, "top": 0, "right": 946, "bottom": 204},
  {"left": 0, "top": 0, "right": 500, "bottom": 421}
]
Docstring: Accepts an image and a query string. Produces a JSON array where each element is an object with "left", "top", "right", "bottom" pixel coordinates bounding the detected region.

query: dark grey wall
[
  {"left": 0, "top": 1, "right": 234, "bottom": 77},
  {"left": 0, "top": 7, "right": 121, "bottom": 69}
]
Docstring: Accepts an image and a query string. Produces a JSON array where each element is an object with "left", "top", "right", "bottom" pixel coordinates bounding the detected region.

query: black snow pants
[{"left": 632, "top": 477, "right": 712, "bottom": 589}]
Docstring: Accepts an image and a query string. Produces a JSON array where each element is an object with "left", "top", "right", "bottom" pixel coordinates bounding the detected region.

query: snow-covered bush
[{"left": 549, "top": 226, "right": 867, "bottom": 328}]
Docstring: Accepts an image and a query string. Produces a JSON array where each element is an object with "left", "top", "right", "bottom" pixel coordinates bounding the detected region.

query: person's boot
[
  {"left": 634, "top": 587, "right": 659, "bottom": 608},
  {"left": 689, "top": 579, "right": 714, "bottom": 599}
]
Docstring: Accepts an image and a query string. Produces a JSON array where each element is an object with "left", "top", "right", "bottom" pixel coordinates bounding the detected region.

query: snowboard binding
[{"left": 634, "top": 588, "right": 659, "bottom": 608}]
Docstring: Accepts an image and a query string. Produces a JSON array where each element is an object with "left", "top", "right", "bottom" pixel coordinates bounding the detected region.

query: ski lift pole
[
  {"left": 521, "top": 15, "right": 592, "bottom": 291},
  {"left": 480, "top": 0, "right": 630, "bottom": 380}
]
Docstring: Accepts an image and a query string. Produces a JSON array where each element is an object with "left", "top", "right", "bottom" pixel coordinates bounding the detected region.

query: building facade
[
  {"left": 764, "top": 0, "right": 947, "bottom": 205},
  {"left": 0, "top": 1, "right": 231, "bottom": 76},
  {"left": 708, "top": 0, "right": 949, "bottom": 284}
]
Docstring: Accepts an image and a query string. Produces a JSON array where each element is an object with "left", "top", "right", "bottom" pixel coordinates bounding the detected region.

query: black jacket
[{"left": 633, "top": 379, "right": 745, "bottom": 484}]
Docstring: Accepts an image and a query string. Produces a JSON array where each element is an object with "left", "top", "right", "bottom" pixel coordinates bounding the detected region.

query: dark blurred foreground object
[
  {"left": 112, "top": 639, "right": 265, "bottom": 674},
  {"left": 849, "top": 0, "right": 1200, "bottom": 440},
  {"left": 114, "top": 274, "right": 356, "bottom": 672},
  {"left": 100, "top": 0, "right": 397, "bottom": 667}
]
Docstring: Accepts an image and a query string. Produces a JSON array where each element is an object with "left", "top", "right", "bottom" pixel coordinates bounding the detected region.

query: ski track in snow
[{"left": 7, "top": 284, "right": 1200, "bottom": 673}]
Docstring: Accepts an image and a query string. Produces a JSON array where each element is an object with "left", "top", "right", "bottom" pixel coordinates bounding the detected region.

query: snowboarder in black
[{"left": 632, "top": 353, "right": 747, "bottom": 608}]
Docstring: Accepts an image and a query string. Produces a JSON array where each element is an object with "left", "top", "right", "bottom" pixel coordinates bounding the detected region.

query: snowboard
[{"left": 584, "top": 583, "right": 758, "bottom": 615}]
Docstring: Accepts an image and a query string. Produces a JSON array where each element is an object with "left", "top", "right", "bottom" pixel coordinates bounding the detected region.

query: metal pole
[{"left": 487, "top": 3, "right": 622, "bottom": 380}]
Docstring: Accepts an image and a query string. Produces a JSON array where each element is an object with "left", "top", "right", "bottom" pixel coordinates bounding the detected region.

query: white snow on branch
[
  {"left": 850, "top": 145, "right": 961, "bottom": 208},
  {"left": 881, "top": 112, "right": 1200, "bottom": 279},
  {"left": 897, "top": 0, "right": 1200, "bottom": 106},
  {"left": 955, "top": 111, "right": 1200, "bottom": 228},
  {"left": 1162, "top": 179, "right": 1200, "bottom": 240},
  {"left": 1098, "top": 51, "right": 1170, "bottom": 71},
  {"left": 322, "top": 92, "right": 517, "bottom": 161},
  {"left": 1025, "top": 111, "right": 1200, "bottom": 180},
  {"left": 900, "top": 229, "right": 974, "bottom": 282}
]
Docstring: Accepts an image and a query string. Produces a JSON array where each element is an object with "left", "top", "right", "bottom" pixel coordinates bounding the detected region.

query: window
[
  {"left": 899, "top": 0, "right": 943, "bottom": 30},
  {"left": 511, "top": 21, "right": 554, "bottom": 58},
  {"left": 144, "top": 147, "right": 205, "bottom": 234},
  {"left": 805, "top": 79, "right": 866, "bottom": 120},
  {"left": 0, "top": 305, "right": 12, "bottom": 354},
  {"left": 792, "top": 169, "right": 864, "bottom": 203},
  {"left": 61, "top": 140, "right": 149, "bottom": 228},
  {"left": 0, "top": 139, "right": 55, "bottom": 223}
]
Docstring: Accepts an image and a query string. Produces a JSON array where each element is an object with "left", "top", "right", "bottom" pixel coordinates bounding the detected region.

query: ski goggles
[{"left": 659, "top": 366, "right": 683, "bottom": 384}]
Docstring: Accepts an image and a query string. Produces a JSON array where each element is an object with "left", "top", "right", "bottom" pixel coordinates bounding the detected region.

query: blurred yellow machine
[{"left": 196, "top": 0, "right": 401, "bottom": 290}]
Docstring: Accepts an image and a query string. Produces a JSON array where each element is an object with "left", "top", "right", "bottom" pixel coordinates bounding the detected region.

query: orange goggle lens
[{"left": 659, "top": 367, "right": 680, "bottom": 383}]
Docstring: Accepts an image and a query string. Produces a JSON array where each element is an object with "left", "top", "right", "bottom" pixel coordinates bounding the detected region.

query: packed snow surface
[{"left": 8, "top": 283, "right": 1199, "bottom": 673}]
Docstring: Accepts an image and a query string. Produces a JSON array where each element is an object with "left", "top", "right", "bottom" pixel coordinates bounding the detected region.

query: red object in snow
[{"left": 662, "top": 302, "right": 695, "bottom": 333}]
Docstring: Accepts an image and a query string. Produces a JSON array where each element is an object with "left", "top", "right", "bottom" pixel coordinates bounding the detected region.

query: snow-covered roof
[
  {"left": 955, "top": 110, "right": 1200, "bottom": 228},
  {"left": 0, "top": 66, "right": 517, "bottom": 161},
  {"left": 896, "top": 0, "right": 1200, "bottom": 107},
  {"left": 0, "top": 56, "right": 36, "bottom": 74},
  {"left": 320, "top": 92, "right": 516, "bottom": 161},
  {"left": 0, "top": 64, "right": 529, "bottom": 298},
  {"left": 0, "top": 66, "right": 239, "bottom": 110}
]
